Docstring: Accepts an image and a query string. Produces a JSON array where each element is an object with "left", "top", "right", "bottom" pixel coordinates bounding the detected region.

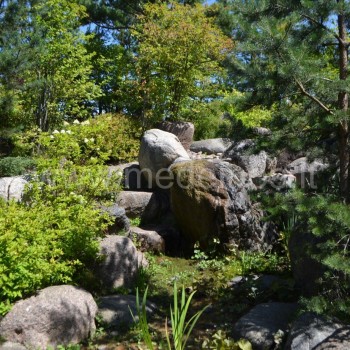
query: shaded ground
[{"left": 87, "top": 253, "right": 294, "bottom": 349}]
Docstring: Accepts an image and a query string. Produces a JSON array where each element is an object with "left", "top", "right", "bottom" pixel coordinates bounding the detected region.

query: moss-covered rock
[{"left": 170, "top": 159, "right": 277, "bottom": 251}]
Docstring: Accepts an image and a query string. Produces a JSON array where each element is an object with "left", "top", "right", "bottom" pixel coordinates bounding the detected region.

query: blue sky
[{"left": 205, "top": 0, "right": 216, "bottom": 4}]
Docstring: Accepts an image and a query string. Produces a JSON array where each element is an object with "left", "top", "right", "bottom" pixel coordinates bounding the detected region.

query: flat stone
[{"left": 232, "top": 302, "right": 298, "bottom": 350}]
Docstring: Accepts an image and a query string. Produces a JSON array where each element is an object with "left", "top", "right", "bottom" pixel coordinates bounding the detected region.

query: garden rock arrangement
[{"left": 0, "top": 285, "right": 97, "bottom": 349}]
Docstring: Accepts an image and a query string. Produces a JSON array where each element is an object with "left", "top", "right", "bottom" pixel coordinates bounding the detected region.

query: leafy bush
[
  {"left": 0, "top": 197, "right": 110, "bottom": 315},
  {"left": 13, "top": 113, "right": 141, "bottom": 165},
  {"left": 0, "top": 156, "right": 36, "bottom": 176},
  {"left": 0, "top": 158, "right": 120, "bottom": 315}
]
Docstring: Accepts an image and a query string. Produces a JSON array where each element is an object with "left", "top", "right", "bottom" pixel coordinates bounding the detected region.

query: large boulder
[
  {"left": 0, "top": 285, "right": 97, "bottom": 349},
  {"left": 157, "top": 121, "right": 194, "bottom": 151},
  {"left": 170, "top": 159, "right": 277, "bottom": 251},
  {"left": 190, "top": 138, "right": 232, "bottom": 155},
  {"left": 0, "top": 176, "right": 28, "bottom": 201},
  {"left": 98, "top": 295, "right": 155, "bottom": 331},
  {"left": 139, "top": 129, "right": 190, "bottom": 188},
  {"left": 285, "top": 313, "right": 343, "bottom": 350},
  {"left": 97, "top": 235, "right": 142, "bottom": 290},
  {"left": 222, "top": 139, "right": 255, "bottom": 159},
  {"left": 116, "top": 191, "right": 153, "bottom": 219},
  {"left": 232, "top": 302, "right": 298, "bottom": 350}
]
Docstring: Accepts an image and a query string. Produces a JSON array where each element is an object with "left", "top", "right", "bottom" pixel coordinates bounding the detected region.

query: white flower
[
  {"left": 90, "top": 137, "right": 95, "bottom": 143},
  {"left": 60, "top": 129, "right": 66, "bottom": 134},
  {"left": 63, "top": 121, "right": 69, "bottom": 126},
  {"left": 73, "top": 119, "right": 80, "bottom": 124},
  {"left": 96, "top": 147, "right": 100, "bottom": 151},
  {"left": 50, "top": 135, "right": 54, "bottom": 139},
  {"left": 81, "top": 120, "right": 90, "bottom": 125},
  {"left": 37, "top": 128, "right": 42, "bottom": 132},
  {"left": 66, "top": 130, "right": 72, "bottom": 135},
  {"left": 84, "top": 138, "right": 89, "bottom": 143},
  {"left": 53, "top": 129, "right": 59, "bottom": 134}
]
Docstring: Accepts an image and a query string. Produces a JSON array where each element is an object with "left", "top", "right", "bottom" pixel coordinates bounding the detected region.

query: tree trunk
[{"left": 337, "top": 9, "right": 349, "bottom": 200}]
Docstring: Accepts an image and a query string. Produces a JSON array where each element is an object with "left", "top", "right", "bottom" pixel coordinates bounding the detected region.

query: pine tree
[{"left": 217, "top": 0, "right": 350, "bottom": 200}]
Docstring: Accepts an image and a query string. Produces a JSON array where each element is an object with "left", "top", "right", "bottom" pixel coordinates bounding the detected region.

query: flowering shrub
[{"left": 13, "top": 113, "right": 141, "bottom": 165}]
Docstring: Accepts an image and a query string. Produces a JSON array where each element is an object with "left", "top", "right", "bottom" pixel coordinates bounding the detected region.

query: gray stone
[
  {"left": 256, "top": 173, "right": 296, "bottom": 191},
  {"left": 98, "top": 295, "right": 155, "bottom": 330},
  {"left": 0, "top": 285, "right": 97, "bottom": 350},
  {"left": 313, "top": 327, "right": 350, "bottom": 350},
  {"left": 285, "top": 312, "right": 344, "bottom": 350},
  {"left": 287, "top": 157, "right": 329, "bottom": 175},
  {"left": 223, "top": 139, "right": 255, "bottom": 159},
  {"left": 252, "top": 127, "right": 272, "bottom": 136},
  {"left": 170, "top": 159, "right": 277, "bottom": 251},
  {"left": 101, "top": 204, "right": 130, "bottom": 233},
  {"left": 116, "top": 191, "right": 153, "bottom": 219},
  {"left": 97, "top": 236, "right": 142, "bottom": 290},
  {"left": 157, "top": 121, "right": 195, "bottom": 151},
  {"left": 128, "top": 226, "right": 165, "bottom": 254},
  {"left": 230, "top": 151, "right": 268, "bottom": 178},
  {"left": 232, "top": 302, "right": 298, "bottom": 350},
  {"left": 0, "top": 176, "right": 27, "bottom": 201},
  {"left": 190, "top": 138, "right": 232, "bottom": 155},
  {"left": 138, "top": 129, "right": 190, "bottom": 188},
  {"left": 0, "top": 342, "right": 27, "bottom": 350}
]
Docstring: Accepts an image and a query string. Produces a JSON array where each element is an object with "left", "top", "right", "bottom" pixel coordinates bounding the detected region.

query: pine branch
[
  {"left": 301, "top": 13, "right": 349, "bottom": 47},
  {"left": 295, "top": 78, "right": 334, "bottom": 115}
]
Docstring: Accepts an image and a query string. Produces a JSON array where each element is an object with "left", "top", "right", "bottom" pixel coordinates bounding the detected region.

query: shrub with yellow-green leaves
[{"left": 13, "top": 113, "right": 141, "bottom": 165}]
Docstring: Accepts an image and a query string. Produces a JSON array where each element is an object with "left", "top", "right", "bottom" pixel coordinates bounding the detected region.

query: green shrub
[
  {"left": 12, "top": 113, "right": 141, "bottom": 165},
  {"left": 0, "top": 158, "right": 120, "bottom": 315},
  {"left": 0, "top": 197, "right": 110, "bottom": 315},
  {"left": 0, "top": 157, "right": 36, "bottom": 177}
]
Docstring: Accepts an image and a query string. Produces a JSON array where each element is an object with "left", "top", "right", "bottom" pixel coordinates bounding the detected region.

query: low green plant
[
  {"left": 202, "top": 330, "right": 252, "bottom": 350},
  {"left": 133, "top": 282, "right": 208, "bottom": 350},
  {"left": 131, "top": 287, "right": 155, "bottom": 350},
  {"left": 166, "top": 282, "right": 209, "bottom": 350},
  {"left": 0, "top": 156, "right": 36, "bottom": 176}
]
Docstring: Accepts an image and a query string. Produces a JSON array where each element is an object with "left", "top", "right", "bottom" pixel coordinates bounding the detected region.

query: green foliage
[
  {"left": 13, "top": 114, "right": 141, "bottom": 165},
  {"left": 132, "top": 287, "right": 155, "bottom": 350},
  {"left": 264, "top": 189, "right": 350, "bottom": 320},
  {"left": 0, "top": 196, "right": 110, "bottom": 315},
  {"left": 0, "top": 0, "right": 101, "bottom": 130},
  {"left": 125, "top": 1, "right": 233, "bottom": 127},
  {"left": 166, "top": 283, "right": 208, "bottom": 350},
  {"left": 0, "top": 157, "right": 36, "bottom": 177},
  {"left": 202, "top": 330, "right": 252, "bottom": 350}
]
